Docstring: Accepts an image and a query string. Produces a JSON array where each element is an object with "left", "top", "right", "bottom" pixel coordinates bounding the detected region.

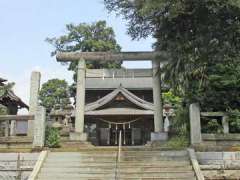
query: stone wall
[{"left": 197, "top": 152, "right": 240, "bottom": 179}]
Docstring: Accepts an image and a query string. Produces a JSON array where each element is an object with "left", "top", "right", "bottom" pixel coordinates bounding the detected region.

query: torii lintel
[{"left": 56, "top": 51, "right": 168, "bottom": 62}]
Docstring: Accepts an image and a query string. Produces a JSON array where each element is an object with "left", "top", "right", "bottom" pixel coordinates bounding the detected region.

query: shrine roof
[
  {"left": 85, "top": 85, "right": 154, "bottom": 112},
  {"left": 0, "top": 78, "right": 7, "bottom": 83},
  {"left": 0, "top": 77, "right": 28, "bottom": 109}
]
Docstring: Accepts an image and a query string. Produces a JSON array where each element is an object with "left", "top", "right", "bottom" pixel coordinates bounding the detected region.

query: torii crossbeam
[{"left": 56, "top": 51, "right": 168, "bottom": 62}]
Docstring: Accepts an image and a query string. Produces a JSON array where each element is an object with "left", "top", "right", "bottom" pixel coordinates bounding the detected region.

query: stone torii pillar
[
  {"left": 69, "top": 59, "right": 88, "bottom": 141},
  {"left": 151, "top": 60, "right": 168, "bottom": 141},
  {"left": 152, "top": 59, "right": 163, "bottom": 132}
]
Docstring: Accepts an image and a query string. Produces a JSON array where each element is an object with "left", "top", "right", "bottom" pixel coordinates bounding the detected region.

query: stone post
[
  {"left": 10, "top": 120, "right": 16, "bottom": 136},
  {"left": 28, "top": 71, "right": 41, "bottom": 137},
  {"left": 152, "top": 59, "right": 163, "bottom": 132},
  {"left": 190, "top": 103, "right": 202, "bottom": 145},
  {"left": 222, "top": 115, "right": 229, "bottom": 134},
  {"left": 151, "top": 59, "right": 167, "bottom": 141},
  {"left": 70, "top": 59, "right": 87, "bottom": 141},
  {"left": 33, "top": 106, "right": 46, "bottom": 148},
  {"left": 4, "top": 121, "right": 9, "bottom": 137}
]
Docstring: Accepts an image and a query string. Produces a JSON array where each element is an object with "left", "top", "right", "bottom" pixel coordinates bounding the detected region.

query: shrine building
[
  {"left": 49, "top": 51, "right": 172, "bottom": 146},
  {"left": 51, "top": 68, "right": 172, "bottom": 146}
]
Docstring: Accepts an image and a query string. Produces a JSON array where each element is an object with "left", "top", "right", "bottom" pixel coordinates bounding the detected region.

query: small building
[
  {"left": 50, "top": 69, "right": 173, "bottom": 146},
  {"left": 0, "top": 77, "right": 28, "bottom": 114}
]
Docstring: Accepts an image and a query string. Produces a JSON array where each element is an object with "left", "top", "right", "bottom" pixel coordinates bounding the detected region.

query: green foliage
[
  {"left": 0, "top": 82, "right": 15, "bottom": 114},
  {"left": 170, "top": 106, "right": 189, "bottom": 138},
  {"left": 194, "top": 62, "right": 240, "bottom": 111},
  {"left": 0, "top": 105, "right": 7, "bottom": 115},
  {"left": 163, "top": 91, "right": 182, "bottom": 107},
  {"left": 202, "top": 118, "right": 223, "bottom": 134},
  {"left": 228, "top": 109, "right": 240, "bottom": 133},
  {"left": 0, "top": 82, "right": 14, "bottom": 98},
  {"left": 165, "top": 136, "right": 189, "bottom": 150},
  {"left": 46, "top": 20, "right": 122, "bottom": 82},
  {"left": 162, "top": 91, "right": 190, "bottom": 148},
  {"left": 105, "top": 0, "right": 240, "bottom": 111},
  {"left": 45, "top": 127, "right": 60, "bottom": 148},
  {"left": 39, "top": 79, "right": 70, "bottom": 111},
  {"left": 163, "top": 91, "right": 189, "bottom": 143}
]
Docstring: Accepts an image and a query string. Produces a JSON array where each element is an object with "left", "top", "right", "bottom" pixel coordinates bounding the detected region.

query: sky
[{"left": 0, "top": 0, "right": 154, "bottom": 112}]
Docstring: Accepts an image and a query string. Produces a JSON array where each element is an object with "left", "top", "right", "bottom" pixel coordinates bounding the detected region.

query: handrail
[
  {"left": 187, "top": 149, "right": 205, "bottom": 180},
  {"left": 115, "top": 130, "right": 122, "bottom": 180},
  {"left": 118, "top": 130, "right": 122, "bottom": 162},
  {"left": 28, "top": 151, "right": 48, "bottom": 180}
]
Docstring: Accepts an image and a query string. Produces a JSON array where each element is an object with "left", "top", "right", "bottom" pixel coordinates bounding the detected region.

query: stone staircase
[{"left": 36, "top": 150, "right": 196, "bottom": 180}]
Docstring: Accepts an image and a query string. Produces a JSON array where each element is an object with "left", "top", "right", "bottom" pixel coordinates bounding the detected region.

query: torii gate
[{"left": 56, "top": 51, "right": 168, "bottom": 141}]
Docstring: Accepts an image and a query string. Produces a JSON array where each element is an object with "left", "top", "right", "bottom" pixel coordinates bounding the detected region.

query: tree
[
  {"left": 0, "top": 83, "right": 13, "bottom": 115},
  {"left": 39, "top": 79, "right": 71, "bottom": 111},
  {"left": 104, "top": 0, "right": 240, "bottom": 111},
  {"left": 46, "top": 20, "right": 122, "bottom": 82}
]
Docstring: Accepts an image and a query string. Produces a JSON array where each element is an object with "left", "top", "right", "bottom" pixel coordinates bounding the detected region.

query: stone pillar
[
  {"left": 190, "top": 103, "right": 202, "bottom": 145},
  {"left": 33, "top": 106, "right": 46, "bottom": 148},
  {"left": 222, "top": 115, "right": 229, "bottom": 134},
  {"left": 28, "top": 71, "right": 41, "bottom": 137},
  {"left": 151, "top": 60, "right": 167, "bottom": 141},
  {"left": 152, "top": 59, "right": 164, "bottom": 132},
  {"left": 10, "top": 120, "right": 16, "bottom": 136},
  {"left": 70, "top": 59, "right": 87, "bottom": 141},
  {"left": 4, "top": 121, "right": 9, "bottom": 137}
]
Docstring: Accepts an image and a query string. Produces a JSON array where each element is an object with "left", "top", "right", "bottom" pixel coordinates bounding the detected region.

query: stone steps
[
  {"left": 37, "top": 174, "right": 195, "bottom": 179},
  {"left": 45, "top": 157, "right": 189, "bottom": 162},
  {"left": 37, "top": 178, "right": 196, "bottom": 180},
  {"left": 41, "top": 167, "right": 193, "bottom": 173},
  {"left": 36, "top": 150, "right": 196, "bottom": 180},
  {"left": 47, "top": 150, "right": 188, "bottom": 156},
  {"left": 37, "top": 172, "right": 195, "bottom": 179},
  {"left": 44, "top": 162, "right": 190, "bottom": 168}
]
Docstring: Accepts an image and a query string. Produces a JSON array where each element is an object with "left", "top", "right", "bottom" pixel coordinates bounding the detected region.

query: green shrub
[
  {"left": 229, "top": 109, "right": 240, "bottom": 133},
  {"left": 170, "top": 106, "right": 189, "bottom": 138},
  {"left": 202, "top": 118, "right": 223, "bottom": 134},
  {"left": 165, "top": 136, "right": 189, "bottom": 149},
  {"left": 163, "top": 91, "right": 182, "bottom": 106},
  {"left": 163, "top": 90, "right": 188, "bottom": 139},
  {"left": 168, "top": 106, "right": 190, "bottom": 148},
  {"left": 45, "top": 127, "right": 60, "bottom": 148}
]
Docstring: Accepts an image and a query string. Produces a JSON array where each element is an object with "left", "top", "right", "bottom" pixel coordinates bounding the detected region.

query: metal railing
[
  {"left": 118, "top": 130, "right": 122, "bottom": 162},
  {"left": 115, "top": 130, "right": 122, "bottom": 180}
]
